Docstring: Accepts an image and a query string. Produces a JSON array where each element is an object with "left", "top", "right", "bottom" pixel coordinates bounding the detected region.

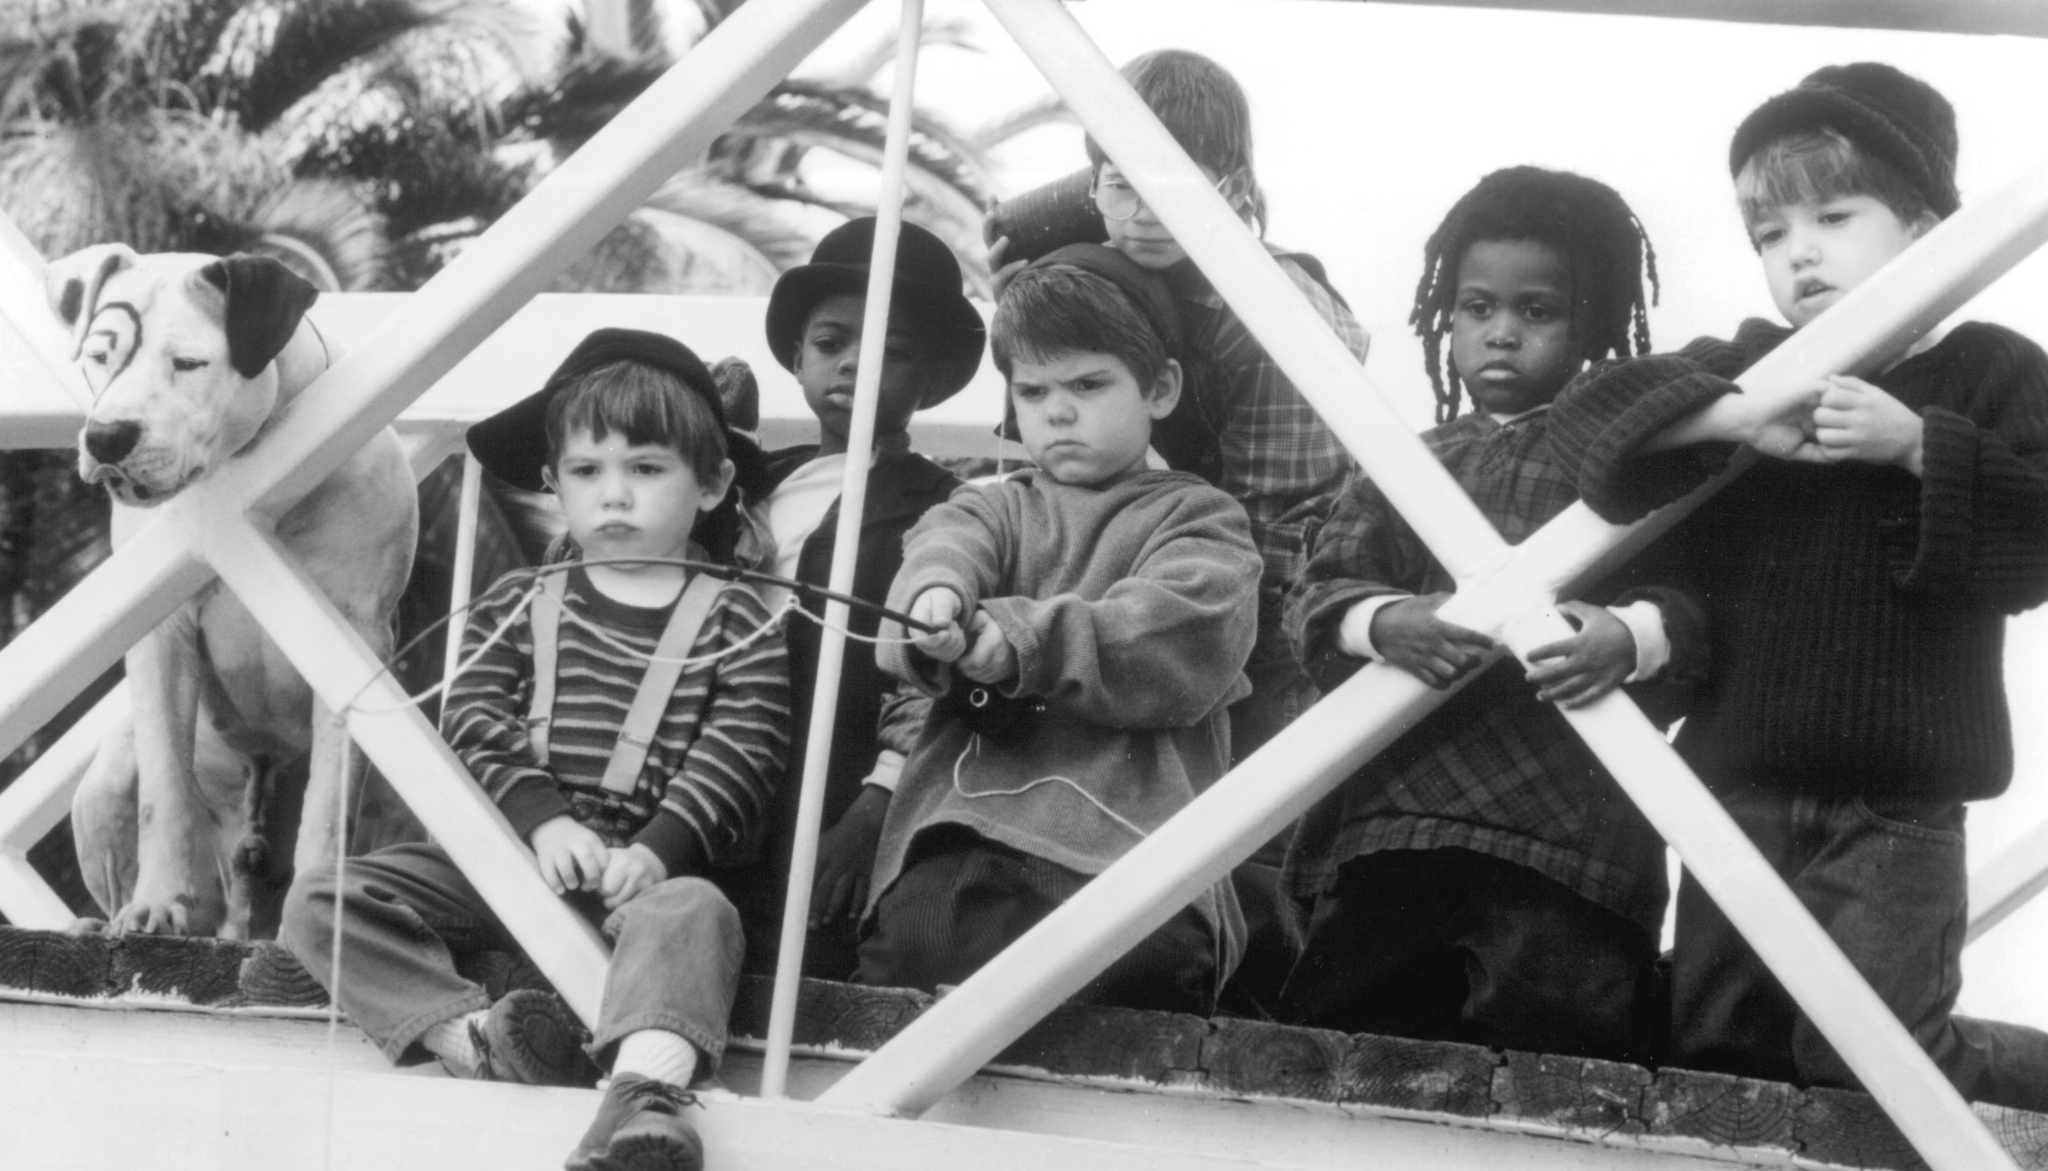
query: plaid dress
[{"left": 1282, "top": 407, "right": 1701, "bottom": 932}]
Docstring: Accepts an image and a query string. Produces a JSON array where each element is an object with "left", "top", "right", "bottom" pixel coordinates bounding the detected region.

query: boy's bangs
[
  {"left": 992, "top": 267, "right": 1165, "bottom": 390},
  {"left": 547, "top": 360, "right": 726, "bottom": 475},
  {"left": 1736, "top": 129, "right": 1929, "bottom": 227}
]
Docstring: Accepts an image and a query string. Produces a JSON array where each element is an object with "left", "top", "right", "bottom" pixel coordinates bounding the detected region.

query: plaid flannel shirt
[
  {"left": 1168, "top": 248, "right": 1370, "bottom": 595},
  {"left": 1282, "top": 407, "right": 1701, "bottom": 931}
]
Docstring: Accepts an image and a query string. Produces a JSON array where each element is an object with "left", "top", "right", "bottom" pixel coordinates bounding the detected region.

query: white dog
[{"left": 58, "top": 244, "right": 417, "bottom": 939}]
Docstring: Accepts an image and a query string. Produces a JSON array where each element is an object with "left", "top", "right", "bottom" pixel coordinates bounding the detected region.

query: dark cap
[
  {"left": 1729, "top": 62, "right": 1958, "bottom": 218},
  {"left": 765, "top": 217, "right": 987, "bottom": 407},
  {"left": 465, "top": 326, "right": 765, "bottom": 496},
  {"left": 1030, "top": 243, "right": 1182, "bottom": 354}
]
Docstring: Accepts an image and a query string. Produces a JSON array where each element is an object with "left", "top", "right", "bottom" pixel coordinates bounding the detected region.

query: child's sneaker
[
  {"left": 565, "top": 1075, "right": 703, "bottom": 1171},
  {"left": 453, "top": 989, "right": 601, "bottom": 1087}
]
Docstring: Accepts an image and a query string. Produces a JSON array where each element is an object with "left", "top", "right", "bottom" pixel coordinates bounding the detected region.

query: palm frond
[
  {"left": 131, "top": 0, "right": 244, "bottom": 86},
  {"left": 497, "top": 49, "right": 668, "bottom": 155},
  {"left": 244, "top": 178, "right": 390, "bottom": 290},
  {"left": 720, "top": 82, "right": 996, "bottom": 208},
  {"left": 642, "top": 170, "right": 820, "bottom": 274},
  {"left": 968, "top": 93, "right": 1073, "bottom": 153},
  {"left": 207, "top": 0, "right": 532, "bottom": 133},
  {"left": 0, "top": 108, "right": 284, "bottom": 255}
]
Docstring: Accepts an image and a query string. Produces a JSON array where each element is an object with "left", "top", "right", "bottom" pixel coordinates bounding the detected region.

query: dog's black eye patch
[{"left": 58, "top": 279, "right": 85, "bottom": 324}]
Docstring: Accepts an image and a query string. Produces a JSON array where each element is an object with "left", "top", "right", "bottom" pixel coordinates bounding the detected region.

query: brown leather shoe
[{"left": 565, "top": 1076, "right": 703, "bottom": 1171}]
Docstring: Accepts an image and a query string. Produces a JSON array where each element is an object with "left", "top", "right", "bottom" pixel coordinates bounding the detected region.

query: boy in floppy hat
[
  {"left": 1549, "top": 64, "right": 2048, "bottom": 1106},
  {"left": 281, "top": 328, "right": 791, "bottom": 1171},
  {"left": 732, "top": 216, "right": 985, "bottom": 978},
  {"left": 857, "top": 245, "right": 1260, "bottom": 1013}
]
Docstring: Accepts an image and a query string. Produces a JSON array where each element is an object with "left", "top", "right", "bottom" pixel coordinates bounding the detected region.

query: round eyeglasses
[{"left": 1091, "top": 173, "right": 1231, "bottom": 222}]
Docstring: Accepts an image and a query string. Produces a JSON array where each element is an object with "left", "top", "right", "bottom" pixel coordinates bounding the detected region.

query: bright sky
[{"left": 617, "top": 0, "right": 2048, "bottom": 1029}]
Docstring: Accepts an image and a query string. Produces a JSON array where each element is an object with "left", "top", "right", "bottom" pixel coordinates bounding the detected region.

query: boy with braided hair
[
  {"left": 1281, "top": 167, "right": 1702, "bottom": 1061},
  {"left": 1550, "top": 63, "right": 2048, "bottom": 1107}
]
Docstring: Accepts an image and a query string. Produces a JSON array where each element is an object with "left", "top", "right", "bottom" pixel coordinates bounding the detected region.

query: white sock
[
  {"left": 613, "top": 1029, "right": 700, "bottom": 1087},
  {"left": 422, "top": 1010, "right": 489, "bottom": 1073}
]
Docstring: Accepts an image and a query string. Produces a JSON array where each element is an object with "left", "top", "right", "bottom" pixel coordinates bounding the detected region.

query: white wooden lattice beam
[{"left": 824, "top": 4, "right": 2048, "bottom": 1169}]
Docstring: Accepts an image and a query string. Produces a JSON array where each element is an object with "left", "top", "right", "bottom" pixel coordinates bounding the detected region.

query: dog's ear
[
  {"left": 196, "top": 255, "right": 320, "bottom": 379},
  {"left": 45, "top": 245, "right": 136, "bottom": 360}
]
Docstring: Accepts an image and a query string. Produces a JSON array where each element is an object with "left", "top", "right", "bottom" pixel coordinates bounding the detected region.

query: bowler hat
[{"left": 765, "top": 217, "right": 986, "bottom": 407}]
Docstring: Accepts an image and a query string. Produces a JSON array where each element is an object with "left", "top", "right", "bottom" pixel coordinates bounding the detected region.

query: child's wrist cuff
[
  {"left": 864, "top": 751, "right": 906, "bottom": 794},
  {"left": 1339, "top": 595, "right": 1407, "bottom": 660},
  {"left": 1610, "top": 600, "right": 1670, "bottom": 682}
]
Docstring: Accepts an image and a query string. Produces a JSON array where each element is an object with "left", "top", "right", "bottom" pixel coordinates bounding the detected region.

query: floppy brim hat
[
  {"left": 765, "top": 217, "right": 987, "bottom": 408},
  {"left": 1727, "top": 62, "right": 1959, "bottom": 219},
  {"left": 466, "top": 326, "right": 766, "bottom": 498},
  {"left": 997, "top": 243, "right": 1185, "bottom": 442}
]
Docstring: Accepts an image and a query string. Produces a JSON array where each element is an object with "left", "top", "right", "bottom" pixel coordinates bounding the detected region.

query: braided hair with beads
[{"left": 1412, "top": 166, "right": 1659, "bottom": 424}]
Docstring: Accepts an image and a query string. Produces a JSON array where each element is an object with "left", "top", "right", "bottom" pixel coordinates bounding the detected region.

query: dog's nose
[{"left": 83, "top": 420, "right": 142, "bottom": 465}]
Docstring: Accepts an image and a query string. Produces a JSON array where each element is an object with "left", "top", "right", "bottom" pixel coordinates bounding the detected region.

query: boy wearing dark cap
[
  {"left": 1549, "top": 64, "right": 2048, "bottom": 1107},
  {"left": 857, "top": 245, "right": 1261, "bottom": 1014},
  {"left": 733, "top": 217, "right": 984, "bottom": 977},
  {"left": 281, "top": 329, "right": 791, "bottom": 1171}
]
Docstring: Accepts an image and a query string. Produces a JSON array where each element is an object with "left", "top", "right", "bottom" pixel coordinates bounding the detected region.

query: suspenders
[{"left": 524, "top": 571, "right": 726, "bottom": 795}]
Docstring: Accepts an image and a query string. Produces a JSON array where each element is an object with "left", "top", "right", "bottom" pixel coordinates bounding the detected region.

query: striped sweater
[
  {"left": 444, "top": 566, "right": 790, "bottom": 873},
  {"left": 1549, "top": 318, "right": 2048, "bottom": 802}
]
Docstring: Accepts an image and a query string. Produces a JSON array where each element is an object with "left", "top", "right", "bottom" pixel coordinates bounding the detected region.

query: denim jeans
[
  {"left": 1278, "top": 848, "right": 1659, "bottom": 1062},
  {"left": 1673, "top": 785, "right": 2048, "bottom": 1111},
  {"left": 281, "top": 841, "right": 743, "bottom": 1073}
]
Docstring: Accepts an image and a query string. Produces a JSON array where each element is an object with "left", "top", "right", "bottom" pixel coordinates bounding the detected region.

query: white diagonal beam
[
  {"left": 195, "top": 509, "right": 610, "bottom": 1020},
  {"left": 0, "top": 518, "right": 212, "bottom": 764},
  {"left": 1967, "top": 821, "right": 2048, "bottom": 943},
  {"left": 224, "top": 0, "right": 873, "bottom": 519},
  {"left": 1505, "top": 608, "right": 2023, "bottom": 1170},
  {"left": 762, "top": 0, "right": 929, "bottom": 1099},
  {"left": 0, "top": 0, "right": 869, "bottom": 814},
  {"left": 827, "top": 5, "right": 2048, "bottom": 1166},
  {"left": 0, "top": 215, "right": 90, "bottom": 411}
]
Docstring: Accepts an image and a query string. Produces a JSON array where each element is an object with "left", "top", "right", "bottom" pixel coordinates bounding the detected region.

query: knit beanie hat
[
  {"left": 1728, "top": 62, "right": 1959, "bottom": 218},
  {"left": 997, "top": 243, "right": 1183, "bottom": 443},
  {"left": 765, "top": 217, "right": 987, "bottom": 407}
]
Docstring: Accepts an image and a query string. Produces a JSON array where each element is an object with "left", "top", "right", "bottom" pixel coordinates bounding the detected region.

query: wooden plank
[
  {"left": 1493, "top": 1051, "right": 1652, "bottom": 1138},
  {"left": 1203, "top": 1017, "right": 1355, "bottom": 1102},
  {"left": 1645, "top": 1069, "right": 1800, "bottom": 1152},
  {"left": 1340, "top": 1031, "right": 1499, "bottom": 1119},
  {"left": 731, "top": 975, "right": 931, "bottom": 1051},
  {"left": 996, "top": 1000, "right": 1207, "bottom": 1084}
]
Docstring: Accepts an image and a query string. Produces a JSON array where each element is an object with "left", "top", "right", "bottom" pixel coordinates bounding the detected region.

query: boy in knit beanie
[
  {"left": 1548, "top": 63, "right": 2048, "bottom": 1108},
  {"left": 857, "top": 245, "right": 1261, "bottom": 1014}
]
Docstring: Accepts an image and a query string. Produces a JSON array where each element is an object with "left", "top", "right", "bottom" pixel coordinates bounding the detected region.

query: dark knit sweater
[{"left": 1549, "top": 318, "right": 2048, "bottom": 801}]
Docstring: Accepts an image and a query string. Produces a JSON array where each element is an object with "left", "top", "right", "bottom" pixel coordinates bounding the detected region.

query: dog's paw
[
  {"left": 107, "top": 898, "right": 192, "bottom": 937},
  {"left": 66, "top": 916, "right": 109, "bottom": 937},
  {"left": 232, "top": 834, "right": 271, "bottom": 879}
]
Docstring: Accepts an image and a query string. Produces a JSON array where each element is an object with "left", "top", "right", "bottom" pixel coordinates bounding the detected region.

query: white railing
[{"left": 0, "top": 2, "right": 2043, "bottom": 1169}]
